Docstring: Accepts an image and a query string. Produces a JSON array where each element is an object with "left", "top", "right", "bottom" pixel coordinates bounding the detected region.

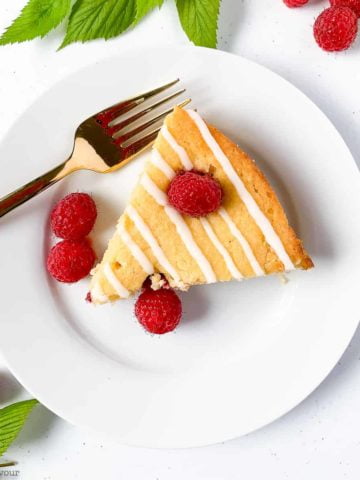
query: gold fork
[{"left": 0, "top": 79, "right": 190, "bottom": 218}]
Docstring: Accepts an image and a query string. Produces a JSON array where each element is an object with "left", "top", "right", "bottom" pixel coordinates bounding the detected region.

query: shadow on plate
[
  {"left": 90, "top": 192, "right": 123, "bottom": 255},
  {"left": 300, "top": 322, "right": 360, "bottom": 406},
  {"left": 252, "top": 322, "right": 360, "bottom": 438},
  {"left": 180, "top": 286, "right": 209, "bottom": 326},
  {"left": 14, "top": 404, "right": 58, "bottom": 446},
  {"left": 0, "top": 372, "right": 23, "bottom": 405}
]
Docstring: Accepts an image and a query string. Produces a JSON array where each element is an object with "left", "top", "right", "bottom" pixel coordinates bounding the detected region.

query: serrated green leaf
[
  {"left": 135, "top": 0, "right": 164, "bottom": 23},
  {"left": 0, "top": 0, "right": 71, "bottom": 45},
  {"left": 176, "top": 0, "right": 220, "bottom": 48},
  {"left": 0, "top": 400, "right": 38, "bottom": 457},
  {"left": 60, "top": 0, "right": 137, "bottom": 49}
]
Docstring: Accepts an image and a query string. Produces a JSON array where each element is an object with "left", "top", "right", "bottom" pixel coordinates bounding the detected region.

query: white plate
[{"left": 0, "top": 46, "right": 359, "bottom": 448}]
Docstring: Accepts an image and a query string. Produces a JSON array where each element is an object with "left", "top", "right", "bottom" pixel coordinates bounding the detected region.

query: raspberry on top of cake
[{"left": 90, "top": 107, "right": 313, "bottom": 304}]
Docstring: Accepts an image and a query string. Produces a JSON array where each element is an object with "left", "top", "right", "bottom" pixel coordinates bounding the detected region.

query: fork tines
[{"left": 96, "top": 79, "right": 190, "bottom": 150}]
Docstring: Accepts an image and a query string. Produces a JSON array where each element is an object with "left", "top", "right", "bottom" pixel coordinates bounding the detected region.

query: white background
[{"left": 0, "top": 0, "right": 360, "bottom": 478}]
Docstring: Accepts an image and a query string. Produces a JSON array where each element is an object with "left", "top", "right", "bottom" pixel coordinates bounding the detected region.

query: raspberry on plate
[
  {"left": 167, "top": 170, "right": 223, "bottom": 217},
  {"left": 330, "top": 0, "right": 360, "bottom": 17},
  {"left": 283, "top": 0, "right": 308, "bottom": 7},
  {"left": 50, "top": 193, "right": 97, "bottom": 240},
  {"left": 135, "top": 287, "right": 182, "bottom": 334},
  {"left": 47, "top": 239, "right": 96, "bottom": 283},
  {"left": 314, "top": 6, "right": 358, "bottom": 51}
]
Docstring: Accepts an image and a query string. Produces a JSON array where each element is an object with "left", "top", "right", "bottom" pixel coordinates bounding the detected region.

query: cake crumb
[
  {"left": 150, "top": 273, "right": 166, "bottom": 290},
  {"left": 279, "top": 273, "right": 289, "bottom": 284}
]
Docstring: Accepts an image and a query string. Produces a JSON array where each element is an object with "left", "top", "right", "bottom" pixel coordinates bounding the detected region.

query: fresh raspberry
[
  {"left": 167, "top": 170, "right": 223, "bottom": 217},
  {"left": 314, "top": 6, "right": 358, "bottom": 51},
  {"left": 141, "top": 277, "right": 153, "bottom": 291},
  {"left": 283, "top": 0, "right": 308, "bottom": 7},
  {"left": 135, "top": 287, "right": 182, "bottom": 334},
  {"left": 330, "top": 0, "right": 360, "bottom": 17},
  {"left": 50, "top": 193, "right": 97, "bottom": 240},
  {"left": 47, "top": 240, "right": 95, "bottom": 283}
]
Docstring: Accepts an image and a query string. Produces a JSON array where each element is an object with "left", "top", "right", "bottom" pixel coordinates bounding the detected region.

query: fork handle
[{"left": 0, "top": 162, "right": 67, "bottom": 218}]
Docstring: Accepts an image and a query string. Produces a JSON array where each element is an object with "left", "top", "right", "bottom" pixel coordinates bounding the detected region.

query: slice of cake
[{"left": 90, "top": 107, "right": 313, "bottom": 304}]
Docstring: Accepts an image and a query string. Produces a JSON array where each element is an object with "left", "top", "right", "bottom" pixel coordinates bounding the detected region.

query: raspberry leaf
[
  {"left": 0, "top": 400, "right": 38, "bottom": 457},
  {"left": 0, "top": 0, "right": 222, "bottom": 49},
  {"left": 176, "top": 0, "right": 221, "bottom": 48},
  {"left": 0, "top": 0, "right": 71, "bottom": 45},
  {"left": 60, "top": 0, "right": 137, "bottom": 49},
  {"left": 135, "top": 0, "right": 164, "bottom": 23}
]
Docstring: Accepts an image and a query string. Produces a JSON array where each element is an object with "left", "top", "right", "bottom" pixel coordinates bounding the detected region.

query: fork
[{"left": 0, "top": 79, "right": 190, "bottom": 218}]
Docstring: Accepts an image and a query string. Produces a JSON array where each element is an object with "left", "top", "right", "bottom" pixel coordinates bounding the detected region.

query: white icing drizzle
[
  {"left": 218, "top": 207, "right": 264, "bottom": 276},
  {"left": 90, "top": 282, "right": 108, "bottom": 303},
  {"left": 151, "top": 149, "right": 176, "bottom": 180},
  {"left": 140, "top": 173, "right": 217, "bottom": 284},
  {"left": 161, "top": 125, "right": 193, "bottom": 170},
  {"left": 186, "top": 109, "right": 295, "bottom": 271},
  {"left": 199, "top": 217, "right": 243, "bottom": 281},
  {"left": 141, "top": 173, "right": 168, "bottom": 205},
  {"left": 117, "top": 220, "right": 154, "bottom": 275},
  {"left": 126, "top": 204, "right": 181, "bottom": 283},
  {"left": 103, "top": 263, "right": 131, "bottom": 298}
]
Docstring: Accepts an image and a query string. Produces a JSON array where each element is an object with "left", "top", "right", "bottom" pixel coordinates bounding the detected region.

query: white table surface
[{"left": 1, "top": 0, "right": 360, "bottom": 478}]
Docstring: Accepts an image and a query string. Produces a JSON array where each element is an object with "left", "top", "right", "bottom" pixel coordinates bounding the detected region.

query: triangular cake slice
[{"left": 90, "top": 107, "right": 313, "bottom": 304}]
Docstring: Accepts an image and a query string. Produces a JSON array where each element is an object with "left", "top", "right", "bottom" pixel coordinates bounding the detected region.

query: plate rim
[{"left": 0, "top": 45, "right": 360, "bottom": 448}]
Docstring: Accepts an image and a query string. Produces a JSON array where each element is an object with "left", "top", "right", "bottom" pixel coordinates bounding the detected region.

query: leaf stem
[{"left": 0, "top": 461, "right": 17, "bottom": 468}]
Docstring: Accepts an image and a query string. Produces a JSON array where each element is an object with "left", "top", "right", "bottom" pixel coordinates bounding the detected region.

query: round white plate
[{"left": 0, "top": 46, "right": 359, "bottom": 448}]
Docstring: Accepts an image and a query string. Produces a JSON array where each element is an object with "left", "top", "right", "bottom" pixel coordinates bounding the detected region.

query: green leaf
[
  {"left": 176, "top": 0, "right": 220, "bottom": 48},
  {"left": 0, "top": 400, "right": 38, "bottom": 457},
  {"left": 135, "top": 0, "right": 164, "bottom": 23},
  {"left": 0, "top": 0, "right": 71, "bottom": 45},
  {"left": 60, "top": 0, "right": 137, "bottom": 48}
]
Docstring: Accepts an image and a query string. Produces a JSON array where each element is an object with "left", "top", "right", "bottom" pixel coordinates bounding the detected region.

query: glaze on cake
[{"left": 90, "top": 107, "right": 313, "bottom": 303}]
